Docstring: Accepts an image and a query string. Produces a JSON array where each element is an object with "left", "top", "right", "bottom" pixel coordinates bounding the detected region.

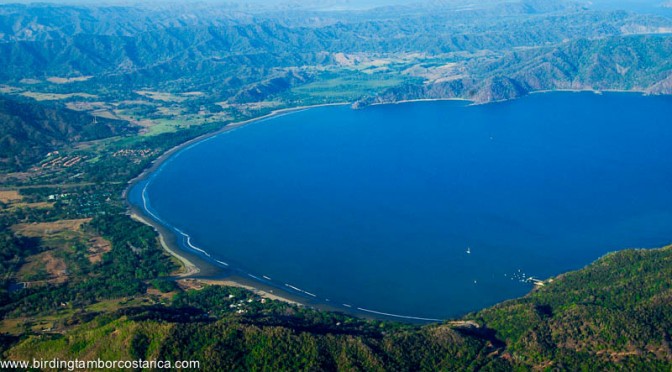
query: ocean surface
[{"left": 129, "top": 92, "right": 672, "bottom": 321}]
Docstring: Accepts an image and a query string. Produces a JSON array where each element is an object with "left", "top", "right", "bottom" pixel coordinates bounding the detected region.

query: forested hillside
[
  {"left": 5, "top": 246, "right": 671, "bottom": 370},
  {"left": 0, "top": 1, "right": 671, "bottom": 105},
  {"left": 355, "top": 35, "right": 672, "bottom": 105},
  {"left": 1, "top": 1, "right": 671, "bottom": 370},
  {"left": 0, "top": 97, "right": 132, "bottom": 172}
]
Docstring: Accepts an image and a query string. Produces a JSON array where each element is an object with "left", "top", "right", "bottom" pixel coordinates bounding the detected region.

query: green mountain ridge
[
  {"left": 1, "top": 4, "right": 670, "bottom": 90},
  {"left": 0, "top": 96, "right": 133, "bottom": 172},
  {"left": 354, "top": 34, "right": 672, "bottom": 105},
  {"left": 5, "top": 246, "right": 671, "bottom": 370},
  {"left": 1, "top": 2, "right": 672, "bottom": 370}
]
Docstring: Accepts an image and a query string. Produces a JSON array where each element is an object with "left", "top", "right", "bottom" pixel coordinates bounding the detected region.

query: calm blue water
[{"left": 130, "top": 92, "right": 672, "bottom": 321}]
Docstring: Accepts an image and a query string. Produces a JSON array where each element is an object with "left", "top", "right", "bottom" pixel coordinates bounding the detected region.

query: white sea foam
[
  {"left": 184, "top": 234, "right": 208, "bottom": 255},
  {"left": 285, "top": 283, "right": 302, "bottom": 291},
  {"left": 285, "top": 284, "right": 316, "bottom": 297},
  {"left": 355, "top": 307, "right": 441, "bottom": 322},
  {"left": 141, "top": 181, "right": 164, "bottom": 224},
  {"left": 143, "top": 155, "right": 435, "bottom": 323}
]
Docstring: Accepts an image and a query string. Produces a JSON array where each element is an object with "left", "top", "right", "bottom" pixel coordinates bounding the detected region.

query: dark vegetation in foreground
[
  {"left": 1, "top": 96, "right": 670, "bottom": 369},
  {"left": 1, "top": 1, "right": 671, "bottom": 370},
  {"left": 3, "top": 247, "right": 671, "bottom": 371}
]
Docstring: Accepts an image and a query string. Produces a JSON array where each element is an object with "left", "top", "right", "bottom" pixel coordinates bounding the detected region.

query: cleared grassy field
[
  {"left": 47, "top": 76, "right": 93, "bottom": 84},
  {"left": 134, "top": 90, "right": 187, "bottom": 103},
  {"left": 12, "top": 219, "right": 91, "bottom": 237},
  {"left": 0, "top": 190, "right": 22, "bottom": 203},
  {"left": 21, "top": 92, "right": 98, "bottom": 101},
  {"left": 292, "top": 74, "right": 405, "bottom": 100}
]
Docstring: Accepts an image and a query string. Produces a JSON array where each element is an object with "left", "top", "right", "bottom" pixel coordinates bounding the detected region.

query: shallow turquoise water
[{"left": 130, "top": 92, "right": 672, "bottom": 320}]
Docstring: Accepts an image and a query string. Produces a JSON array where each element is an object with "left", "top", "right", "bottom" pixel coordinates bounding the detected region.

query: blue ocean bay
[{"left": 130, "top": 92, "right": 672, "bottom": 320}]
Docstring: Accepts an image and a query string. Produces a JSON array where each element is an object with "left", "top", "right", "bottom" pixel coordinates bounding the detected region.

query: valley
[{"left": 1, "top": 1, "right": 672, "bottom": 370}]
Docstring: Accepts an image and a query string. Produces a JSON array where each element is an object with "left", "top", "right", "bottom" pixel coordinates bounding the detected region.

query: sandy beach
[
  {"left": 124, "top": 90, "right": 656, "bottom": 315},
  {"left": 129, "top": 212, "right": 200, "bottom": 277},
  {"left": 367, "top": 97, "right": 472, "bottom": 108},
  {"left": 124, "top": 102, "right": 348, "bottom": 306},
  {"left": 178, "top": 278, "right": 301, "bottom": 305}
]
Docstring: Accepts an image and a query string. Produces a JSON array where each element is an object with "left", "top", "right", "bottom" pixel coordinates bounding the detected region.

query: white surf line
[
  {"left": 181, "top": 135, "right": 216, "bottom": 153},
  {"left": 172, "top": 227, "right": 210, "bottom": 257},
  {"left": 254, "top": 109, "right": 308, "bottom": 125},
  {"left": 185, "top": 235, "right": 210, "bottom": 257},
  {"left": 215, "top": 260, "right": 229, "bottom": 267},
  {"left": 284, "top": 284, "right": 317, "bottom": 297},
  {"left": 143, "top": 181, "right": 214, "bottom": 258},
  {"left": 342, "top": 304, "right": 352, "bottom": 308},
  {"left": 355, "top": 307, "right": 442, "bottom": 322},
  {"left": 248, "top": 274, "right": 261, "bottom": 280},
  {"left": 262, "top": 275, "right": 272, "bottom": 280},
  {"left": 141, "top": 181, "right": 164, "bottom": 223},
  {"left": 285, "top": 283, "right": 301, "bottom": 291}
]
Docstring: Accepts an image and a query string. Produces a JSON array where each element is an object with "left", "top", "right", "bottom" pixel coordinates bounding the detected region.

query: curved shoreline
[
  {"left": 124, "top": 102, "right": 349, "bottom": 202},
  {"left": 124, "top": 100, "right": 467, "bottom": 323},
  {"left": 123, "top": 99, "right": 454, "bottom": 273},
  {"left": 124, "top": 91, "right": 665, "bottom": 323},
  {"left": 124, "top": 102, "right": 365, "bottom": 311}
]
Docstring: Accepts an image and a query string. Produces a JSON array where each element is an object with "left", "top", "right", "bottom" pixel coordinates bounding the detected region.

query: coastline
[
  {"left": 361, "top": 88, "right": 654, "bottom": 109},
  {"left": 529, "top": 88, "right": 649, "bottom": 96},
  {"left": 372, "top": 97, "right": 472, "bottom": 105},
  {"left": 124, "top": 99, "right": 455, "bottom": 321},
  {"left": 124, "top": 101, "right": 348, "bottom": 201},
  {"left": 124, "top": 89, "right": 664, "bottom": 320},
  {"left": 124, "top": 102, "right": 349, "bottom": 306},
  {"left": 365, "top": 97, "right": 472, "bottom": 108},
  {"left": 178, "top": 278, "right": 302, "bottom": 305},
  {"left": 129, "top": 211, "right": 200, "bottom": 277}
]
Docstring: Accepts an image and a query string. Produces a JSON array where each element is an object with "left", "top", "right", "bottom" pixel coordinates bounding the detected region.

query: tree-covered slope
[
  {"left": 355, "top": 34, "right": 672, "bottom": 105},
  {"left": 478, "top": 34, "right": 672, "bottom": 92},
  {"left": 1, "top": 2, "right": 672, "bottom": 370},
  {"left": 5, "top": 246, "right": 671, "bottom": 371},
  {"left": 0, "top": 97, "right": 133, "bottom": 172},
  {"left": 1, "top": 3, "right": 670, "bottom": 88},
  {"left": 474, "top": 246, "right": 672, "bottom": 369}
]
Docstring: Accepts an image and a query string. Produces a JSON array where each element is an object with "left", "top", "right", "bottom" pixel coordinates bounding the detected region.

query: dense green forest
[
  {"left": 1, "top": 0, "right": 671, "bottom": 370},
  {"left": 2, "top": 0, "right": 672, "bottom": 171},
  {"left": 0, "top": 97, "right": 133, "bottom": 172},
  {"left": 5, "top": 247, "right": 672, "bottom": 370}
]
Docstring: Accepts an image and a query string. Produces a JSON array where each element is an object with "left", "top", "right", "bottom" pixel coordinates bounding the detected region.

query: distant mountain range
[
  {"left": 1, "top": 3, "right": 672, "bottom": 370},
  {"left": 1, "top": 2, "right": 670, "bottom": 86},
  {"left": 0, "top": 0, "right": 671, "bottom": 167},
  {"left": 355, "top": 34, "right": 672, "bottom": 105}
]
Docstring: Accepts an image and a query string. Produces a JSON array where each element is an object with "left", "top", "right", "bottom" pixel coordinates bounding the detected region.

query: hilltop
[
  {"left": 4, "top": 246, "right": 671, "bottom": 370},
  {"left": 1, "top": 1, "right": 671, "bottom": 370}
]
